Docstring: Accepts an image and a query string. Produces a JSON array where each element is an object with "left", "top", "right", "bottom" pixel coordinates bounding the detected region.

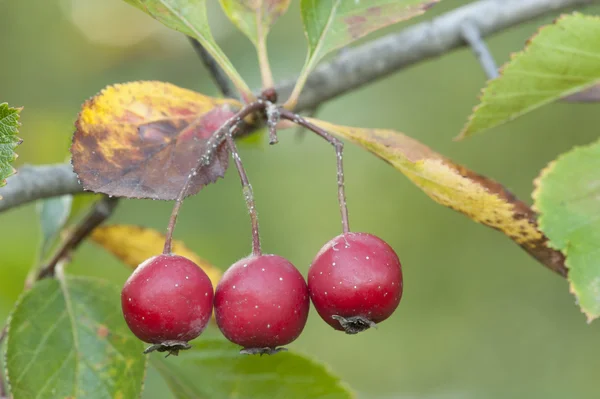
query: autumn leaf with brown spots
[
  {"left": 309, "top": 118, "right": 566, "bottom": 277},
  {"left": 71, "top": 81, "right": 244, "bottom": 200}
]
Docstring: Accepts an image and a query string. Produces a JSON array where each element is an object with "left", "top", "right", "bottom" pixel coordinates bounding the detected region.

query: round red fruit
[
  {"left": 121, "top": 254, "right": 214, "bottom": 355},
  {"left": 308, "top": 232, "right": 403, "bottom": 334},
  {"left": 214, "top": 254, "right": 309, "bottom": 354}
]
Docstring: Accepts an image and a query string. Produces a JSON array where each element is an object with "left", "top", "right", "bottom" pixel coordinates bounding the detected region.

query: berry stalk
[
  {"left": 163, "top": 101, "right": 266, "bottom": 255},
  {"left": 225, "top": 132, "right": 262, "bottom": 256},
  {"left": 279, "top": 109, "right": 350, "bottom": 234}
]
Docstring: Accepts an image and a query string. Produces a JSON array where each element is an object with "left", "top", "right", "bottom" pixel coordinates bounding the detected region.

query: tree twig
[
  {"left": 460, "top": 20, "right": 499, "bottom": 79},
  {"left": 36, "top": 196, "right": 119, "bottom": 280},
  {"left": 188, "top": 37, "right": 237, "bottom": 99},
  {"left": 0, "top": 196, "right": 118, "bottom": 396},
  {"left": 0, "top": 164, "right": 81, "bottom": 212},
  {"left": 0, "top": 0, "right": 593, "bottom": 213},
  {"left": 276, "top": 0, "right": 595, "bottom": 110}
]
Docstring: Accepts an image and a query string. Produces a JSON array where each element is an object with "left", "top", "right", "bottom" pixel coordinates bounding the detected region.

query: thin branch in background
[
  {"left": 279, "top": 109, "right": 350, "bottom": 234},
  {"left": 36, "top": 196, "right": 119, "bottom": 280},
  {"left": 0, "top": 0, "right": 593, "bottom": 213},
  {"left": 277, "top": 0, "right": 594, "bottom": 111},
  {"left": 460, "top": 20, "right": 499, "bottom": 79},
  {"left": 188, "top": 37, "right": 237, "bottom": 99},
  {"left": 0, "top": 197, "right": 119, "bottom": 395}
]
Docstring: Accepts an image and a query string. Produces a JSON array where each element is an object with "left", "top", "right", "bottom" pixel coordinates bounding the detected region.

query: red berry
[
  {"left": 214, "top": 254, "right": 309, "bottom": 355},
  {"left": 308, "top": 232, "right": 403, "bottom": 334},
  {"left": 121, "top": 254, "right": 214, "bottom": 355}
]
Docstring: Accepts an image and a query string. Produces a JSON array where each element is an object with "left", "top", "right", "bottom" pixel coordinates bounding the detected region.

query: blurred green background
[{"left": 2, "top": 1, "right": 600, "bottom": 398}]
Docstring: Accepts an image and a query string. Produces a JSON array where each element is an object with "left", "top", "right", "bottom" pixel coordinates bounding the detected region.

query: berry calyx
[
  {"left": 308, "top": 232, "right": 403, "bottom": 334},
  {"left": 214, "top": 254, "right": 309, "bottom": 355},
  {"left": 121, "top": 254, "right": 214, "bottom": 356}
]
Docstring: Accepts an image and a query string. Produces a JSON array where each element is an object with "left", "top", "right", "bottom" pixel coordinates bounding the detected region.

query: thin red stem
[
  {"left": 163, "top": 101, "right": 266, "bottom": 254},
  {"left": 225, "top": 133, "right": 262, "bottom": 256},
  {"left": 279, "top": 109, "right": 350, "bottom": 234}
]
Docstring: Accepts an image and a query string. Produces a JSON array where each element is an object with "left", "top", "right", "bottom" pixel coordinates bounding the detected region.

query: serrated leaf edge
[
  {"left": 532, "top": 142, "right": 600, "bottom": 323},
  {"left": 0, "top": 103, "right": 23, "bottom": 197},
  {"left": 457, "top": 12, "right": 600, "bottom": 140}
]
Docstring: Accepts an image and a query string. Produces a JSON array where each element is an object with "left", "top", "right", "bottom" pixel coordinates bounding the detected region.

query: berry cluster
[
  {"left": 121, "top": 232, "right": 403, "bottom": 356},
  {"left": 120, "top": 99, "right": 403, "bottom": 356}
]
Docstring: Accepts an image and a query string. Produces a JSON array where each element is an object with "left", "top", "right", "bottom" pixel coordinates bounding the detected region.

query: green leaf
[
  {"left": 37, "top": 195, "right": 73, "bottom": 261},
  {"left": 533, "top": 139, "right": 600, "bottom": 322},
  {"left": 153, "top": 339, "right": 354, "bottom": 399},
  {"left": 0, "top": 103, "right": 22, "bottom": 194},
  {"left": 123, "top": 0, "right": 254, "bottom": 102},
  {"left": 219, "top": 0, "right": 291, "bottom": 88},
  {"left": 285, "top": 0, "right": 439, "bottom": 108},
  {"left": 219, "top": 0, "right": 291, "bottom": 46},
  {"left": 5, "top": 276, "right": 147, "bottom": 399},
  {"left": 460, "top": 13, "right": 600, "bottom": 139}
]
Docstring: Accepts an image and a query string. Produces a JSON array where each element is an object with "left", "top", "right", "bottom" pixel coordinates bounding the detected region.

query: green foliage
[
  {"left": 5, "top": 276, "right": 147, "bottom": 399},
  {"left": 122, "top": 0, "right": 253, "bottom": 101},
  {"left": 533, "top": 139, "right": 600, "bottom": 322},
  {"left": 37, "top": 195, "right": 73, "bottom": 262},
  {"left": 219, "top": 0, "right": 291, "bottom": 47},
  {"left": 286, "top": 0, "right": 439, "bottom": 106},
  {"left": 460, "top": 13, "right": 600, "bottom": 139},
  {"left": 153, "top": 339, "right": 354, "bottom": 399},
  {"left": 0, "top": 103, "right": 22, "bottom": 192}
]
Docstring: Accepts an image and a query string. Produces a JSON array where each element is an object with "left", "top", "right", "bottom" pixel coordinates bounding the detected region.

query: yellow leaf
[
  {"left": 309, "top": 118, "right": 567, "bottom": 276},
  {"left": 91, "top": 224, "right": 222, "bottom": 288}
]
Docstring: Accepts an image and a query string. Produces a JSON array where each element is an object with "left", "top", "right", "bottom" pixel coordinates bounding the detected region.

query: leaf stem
[
  {"left": 162, "top": 101, "right": 266, "bottom": 255},
  {"left": 257, "top": 40, "right": 275, "bottom": 90},
  {"left": 225, "top": 133, "right": 262, "bottom": 256},
  {"left": 279, "top": 109, "right": 350, "bottom": 234},
  {"left": 36, "top": 196, "right": 119, "bottom": 280}
]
